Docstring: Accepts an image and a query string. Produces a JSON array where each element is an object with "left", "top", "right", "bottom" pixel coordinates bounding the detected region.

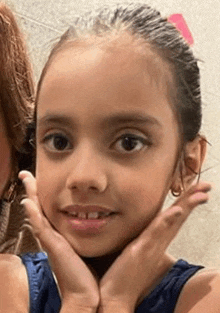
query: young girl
[
  {"left": 0, "top": 3, "right": 39, "bottom": 254},
  {"left": 1, "top": 3, "right": 220, "bottom": 313}
]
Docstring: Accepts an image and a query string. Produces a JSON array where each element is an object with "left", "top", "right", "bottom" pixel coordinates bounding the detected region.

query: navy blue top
[{"left": 20, "top": 252, "right": 203, "bottom": 313}]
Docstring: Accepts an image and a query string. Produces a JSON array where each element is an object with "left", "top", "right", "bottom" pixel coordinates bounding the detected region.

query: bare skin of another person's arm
[{"left": 0, "top": 254, "right": 29, "bottom": 313}]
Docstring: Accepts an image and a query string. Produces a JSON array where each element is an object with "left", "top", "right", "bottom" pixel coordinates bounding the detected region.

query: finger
[
  {"left": 19, "top": 171, "right": 39, "bottom": 205},
  {"left": 19, "top": 172, "right": 77, "bottom": 255},
  {"left": 134, "top": 181, "right": 211, "bottom": 251},
  {"left": 18, "top": 170, "right": 31, "bottom": 180},
  {"left": 19, "top": 173, "right": 99, "bottom": 299},
  {"left": 185, "top": 180, "right": 211, "bottom": 193},
  {"left": 173, "top": 181, "right": 211, "bottom": 214},
  {"left": 20, "top": 198, "right": 48, "bottom": 238},
  {"left": 19, "top": 171, "right": 52, "bottom": 245},
  {"left": 153, "top": 181, "right": 211, "bottom": 237},
  {"left": 20, "top": 198, "right": 98, "bottom": 300},
  {"left": 21, "top": 197, "right": 68, "bottom": 255}
]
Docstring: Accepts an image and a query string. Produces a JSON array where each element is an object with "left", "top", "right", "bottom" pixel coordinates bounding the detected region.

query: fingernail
[
  {"left": 20, "top": 198, "right": 27, "bottom": 207},
  {"left": 171, "top": 206, "right": 184, "bottom": 217}
]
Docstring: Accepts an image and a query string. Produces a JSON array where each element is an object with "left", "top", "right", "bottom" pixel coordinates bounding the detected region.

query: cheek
[
  {"left": 113, "top": 164, "right": 173, "bottom": 214},
  {"left": 36, "top": 174, "right": 51, "bottom": 210},
  {"left": 36, "top": 156, "right": 59, "bottom": 208}
]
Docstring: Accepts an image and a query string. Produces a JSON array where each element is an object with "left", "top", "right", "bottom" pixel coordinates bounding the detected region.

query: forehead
[
  {"left": 41, "top": 32, "right": 174, "bottom": 97},
  {"left": 37, "top": 33, "right": 176, "bottom": 126}
]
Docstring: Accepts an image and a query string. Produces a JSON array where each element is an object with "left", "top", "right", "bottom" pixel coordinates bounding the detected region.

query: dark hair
[
  {"left": 35, "top": 3, "right": 202, "bottom": 145},
  {"left": 0, "top": 3, "right": 35, "bottom": 194}
]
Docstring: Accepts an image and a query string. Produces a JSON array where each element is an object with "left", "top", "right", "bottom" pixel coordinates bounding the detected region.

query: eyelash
[
  {"left": 41, "top": 132, "right": 151, "bottom": 154},
  {"left": 112, "top": 133, "right": 151, "bottom": 154},
  {"left": 42, "top": 133, "right": 72, "bottom": 152}
]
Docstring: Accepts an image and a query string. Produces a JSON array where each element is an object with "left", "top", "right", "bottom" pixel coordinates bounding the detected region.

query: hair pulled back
[{"left": 36, "top": 3, "right": 202, "bottom": 144}]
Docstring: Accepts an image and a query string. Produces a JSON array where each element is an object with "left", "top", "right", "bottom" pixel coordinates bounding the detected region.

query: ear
[
  {"left": 182, "top": 135, "right": 207, "bottom": 187},
  {"left": 171, "top": 135, "right": 207, "bottom": 193}
]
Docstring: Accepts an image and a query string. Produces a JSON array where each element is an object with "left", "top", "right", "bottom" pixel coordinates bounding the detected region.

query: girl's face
[
  {"left": 36, "top": 41, "right": 180, "bottom": 257},
  {"left": 0, "top": 110, "right": 12, "bottom": 198}
]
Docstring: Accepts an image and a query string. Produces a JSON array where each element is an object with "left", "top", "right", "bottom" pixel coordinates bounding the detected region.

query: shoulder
[
  {"left": 175, "top": 267, "right": 220, "bottom": 313},
  {"left": 0, "top": 254, "right": 29, "bottom": 312}
]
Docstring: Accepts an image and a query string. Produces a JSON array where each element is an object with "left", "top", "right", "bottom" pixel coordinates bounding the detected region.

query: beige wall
[{"left": 5, "top": 0, "right": 220, "bottom": 267}]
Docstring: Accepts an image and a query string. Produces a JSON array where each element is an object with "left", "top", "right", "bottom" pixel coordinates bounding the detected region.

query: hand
[
  {"left": 19, "top": 171, "right": 99, "bottom": 312},
  {"left": 99, "top": 181, "right": 211, "bottom": 313}
]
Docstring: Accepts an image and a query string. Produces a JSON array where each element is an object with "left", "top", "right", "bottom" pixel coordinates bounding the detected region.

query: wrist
[
  {"left": 61, "top": 299, "right": 98, "bottom": 313},
  {"left": 99, "top": 309, "right": 131, "bottom": 313},
  {"left": 60, "top": 293, "right": 99, "bottom": 313},
  {"left": 60, "top": 304, "right": 97, "bottom": 313},
  {"left": 98, "top": 301, "right": 134, "bottom": 313}
]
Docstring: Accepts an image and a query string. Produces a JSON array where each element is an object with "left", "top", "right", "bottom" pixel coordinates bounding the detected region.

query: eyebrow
[
  {"left": 37, "top": 112, "right": 162, "bottom": 129},
  {"left": 38, "top": 115, "right": 74, "bottom": 128},
  {"left": 101, "top": 113, "right": 162, "bottom": 128}
]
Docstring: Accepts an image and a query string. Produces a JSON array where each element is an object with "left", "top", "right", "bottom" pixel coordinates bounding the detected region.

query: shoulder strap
[
  {"left": 20, "top": 252, "right": 61, "bottom": 313},
  {"left": 136, "top": 259, "right": 204, "bottom": 313}
]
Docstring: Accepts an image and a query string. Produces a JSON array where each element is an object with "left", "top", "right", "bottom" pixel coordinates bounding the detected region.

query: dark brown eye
[
  {"left": 53, "top": 135, "right": 69, "bottom": 150},
  {"left": 114, "top": 134, "right": 149, "bottom": 153},
  {"left": 43, "top": 133, "right": 72, "bottom": 152},
  {"left": 121, "top": 136, "right": 139, "bottom": 151}
]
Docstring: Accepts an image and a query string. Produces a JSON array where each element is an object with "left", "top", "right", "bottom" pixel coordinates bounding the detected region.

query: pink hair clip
[{"left": 168, "top": 14, "right": 194, "bottom": 45}]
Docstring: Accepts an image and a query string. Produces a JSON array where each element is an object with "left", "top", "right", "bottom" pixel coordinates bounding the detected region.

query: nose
[{"left": 66, "top": 144, "right": 108, "bottom": 194}]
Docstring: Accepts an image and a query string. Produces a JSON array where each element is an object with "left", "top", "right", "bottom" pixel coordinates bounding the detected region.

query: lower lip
[{"left": 64, "top": 214, "right": 115, "bottom": 232}]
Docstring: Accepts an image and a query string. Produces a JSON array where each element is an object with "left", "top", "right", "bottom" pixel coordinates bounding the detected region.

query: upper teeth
[{"left": 66, "top": 212, "right": 112, "bottom": 219}]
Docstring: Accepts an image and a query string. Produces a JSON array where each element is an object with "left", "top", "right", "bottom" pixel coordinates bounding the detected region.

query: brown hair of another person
[{"left": 0, "top": 3, "right": 34, "bottom": 198}]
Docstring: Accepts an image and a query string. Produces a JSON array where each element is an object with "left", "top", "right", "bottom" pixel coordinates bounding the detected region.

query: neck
[
  {"left": 82, "top": 250, "right": 122, "bottom": 280},
  {"left": 82, "top": 252, "right": 176, "bottom": 284}
]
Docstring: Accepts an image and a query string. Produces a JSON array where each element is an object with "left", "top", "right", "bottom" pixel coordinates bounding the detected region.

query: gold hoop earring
[{"left": 171, "top": 186, "right": 184, "bottom": 197}]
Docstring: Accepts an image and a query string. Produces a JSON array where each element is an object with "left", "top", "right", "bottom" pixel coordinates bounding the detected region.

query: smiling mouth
[
  {"left": 63, "top": 211, "right": 115, "bottom": 219},
  {"left": 62, "top": 209, "right": 117, "bottom": 232},
  {"left": 62, "top": 204, "right": 117, "bottom": 220}
]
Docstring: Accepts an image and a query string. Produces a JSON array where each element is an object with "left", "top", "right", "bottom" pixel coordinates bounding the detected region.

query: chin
[
  {"left": 74, "top": 242, "right": 125, "bottom": 259},
  {"left": 77, "top": 248, "right": 111, "bottom": 258}
]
